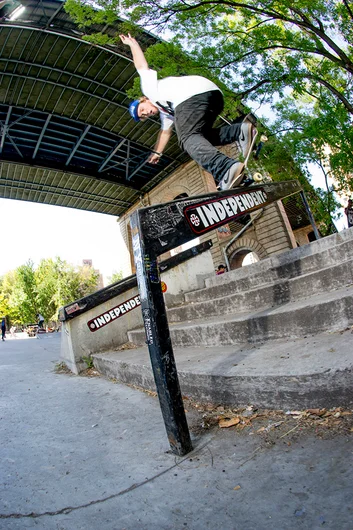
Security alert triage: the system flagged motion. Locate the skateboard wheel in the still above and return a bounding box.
[252,172,263,182]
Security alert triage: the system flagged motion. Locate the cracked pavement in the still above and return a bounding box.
[0,333,352,529]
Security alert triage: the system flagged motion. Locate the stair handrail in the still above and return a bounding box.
[223,209,264,271]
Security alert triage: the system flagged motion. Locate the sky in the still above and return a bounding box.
[0,198,129,285]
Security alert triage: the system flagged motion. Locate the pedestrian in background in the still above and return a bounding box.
[1,318,6,341]
[36,313,45,329]
[344,199,353,228]
[216,264,227,275]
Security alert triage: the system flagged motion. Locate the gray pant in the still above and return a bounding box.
[174,90,242,182]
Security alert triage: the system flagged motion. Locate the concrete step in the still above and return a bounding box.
[93,328,353,409]
[206,228,353,288]
[167,258,353,322]
[186,231,353,304]
[128,284,353,347]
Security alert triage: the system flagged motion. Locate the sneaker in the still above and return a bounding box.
[218,161,244,191]
[238,120,257,158]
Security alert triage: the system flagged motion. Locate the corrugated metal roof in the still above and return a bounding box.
[0,0,189,216]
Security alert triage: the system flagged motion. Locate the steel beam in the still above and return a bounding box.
[0,105,11,153]
[65,125,91,166]
[45,3,63,27]
[0,72,127,114]
[98,138,126,172]
[0,176,133,209]
[0,24,130,63]
[32,113,52,159]
[127,157,149,181]
[125,139,130,179]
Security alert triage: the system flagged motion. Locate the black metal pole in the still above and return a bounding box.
[129,181,302,454]
[300,190,321,240]
[130,211,193,456]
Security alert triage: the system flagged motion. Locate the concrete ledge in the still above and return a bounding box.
[202,228,353,294]
[92,329,353,409]
[128,285,353,347]
[168,258,353,322]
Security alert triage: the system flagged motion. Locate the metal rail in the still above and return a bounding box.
[130,180,302,455]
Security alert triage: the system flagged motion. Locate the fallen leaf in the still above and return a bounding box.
[219,417,241,428]
[306,409,326,416]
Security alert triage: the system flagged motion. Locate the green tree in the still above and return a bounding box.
[107,270,123,284]
[75,263,100,299]
[35,258,100,322]
[65,0,353,188]
[112,0,353,111]
[0,258,100,326]
[4,261,38,324]
[0,276,10,319]
[0,271,16,320]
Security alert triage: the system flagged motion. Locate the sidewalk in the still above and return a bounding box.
[0,334,352,529]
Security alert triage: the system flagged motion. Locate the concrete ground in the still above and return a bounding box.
[0,334,352,530]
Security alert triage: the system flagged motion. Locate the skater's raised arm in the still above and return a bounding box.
[119,34,148,71]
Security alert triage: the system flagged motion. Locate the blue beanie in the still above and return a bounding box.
[129,100,140,122]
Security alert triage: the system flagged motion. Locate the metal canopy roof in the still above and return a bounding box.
[0,0,189,216]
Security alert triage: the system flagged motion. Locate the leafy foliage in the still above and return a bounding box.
[108,270,124,284]
[64,0,353,188]
[0,258,100,325]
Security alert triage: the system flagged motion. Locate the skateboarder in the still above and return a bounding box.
[36,313,45,329]
[120,34,257,190]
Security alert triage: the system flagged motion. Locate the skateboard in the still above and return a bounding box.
[216,114,266,191]
[229,126,263,189]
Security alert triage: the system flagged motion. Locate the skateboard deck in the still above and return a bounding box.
[229,126,259,188]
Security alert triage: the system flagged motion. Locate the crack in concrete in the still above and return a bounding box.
[0,440,211,520]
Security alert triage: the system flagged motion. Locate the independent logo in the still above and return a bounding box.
[183,188,268,235]
[189,213,200,226]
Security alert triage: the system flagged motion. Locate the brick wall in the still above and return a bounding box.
[253,201,297,255]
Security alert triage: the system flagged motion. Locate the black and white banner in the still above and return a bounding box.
[87,294,141,332]
[183,188,268,235]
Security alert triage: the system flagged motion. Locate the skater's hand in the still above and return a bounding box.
[119,34,148,70]
[148,152,162,164]
[119,34,139,47]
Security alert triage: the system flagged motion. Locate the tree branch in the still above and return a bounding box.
[342,0,353,21]
[208,42,350,72]
[144,1,353,74]
[307,75,353,114]
[268,126,305,137]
